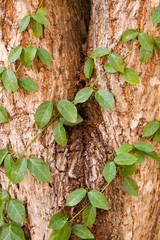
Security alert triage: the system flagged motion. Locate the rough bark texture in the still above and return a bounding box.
[0,0,160,240]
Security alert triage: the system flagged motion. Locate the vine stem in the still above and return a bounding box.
[15,63,22,74]
[0,86,5,93]
[17,113,60,158]
[39,0,44,8]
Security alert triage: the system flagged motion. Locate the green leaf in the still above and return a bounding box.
[35,101,53,129]
[109,53,124,73]
[4,154,14,179]
[121,68,140,84]
[20,48,32,68]
[91,47,110,58]
[0,149,8,165]
[155,38,160,48]
[33,21,43,38]
[37,48,51,66]
[142,120,159,137]
[134,150,145,165]
[37,7,47,16]
[24,46,37,62]
[0,201,5,220]
[53,122,67,146]
[60,114,83,127]
[48,212,68,229]
[104,63,117,73]
[146,151,160,162]
[152,6,160,24]
[0,67,5,75]
[72,224,94,239]
[95,89,114,109]
[28,157,51,182]
[8,46,23,63]
[134,141,154,153]
[103,162,116,183]
[139,47,152,62]
[123,177,138,196]
[138,32,154,52]
[153,129,160,141]
[7,199,26,223]
[66,188,87,206]
[2,69,18,92]
[84,58,94,79]
[57,100,77,123]
[88,190,108,210]
[82,204,96,227]
[121,29,139,42]
[0,222,25,240]
[32,13,49,25]
[0,190,9,201]
[117,143,134,155]
[122,163,136,177]
[49,222,71,240]
[114,153,137,165]
[18,77,37,91]
[11,158,27,184]
[0,106,8,122]
[19,16,31,32]
[74,87,93,105]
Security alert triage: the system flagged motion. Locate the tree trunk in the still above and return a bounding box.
[0,0,160,240]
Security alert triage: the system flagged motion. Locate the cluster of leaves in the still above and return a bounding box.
[0,7,51,123]
[48,121,160,239]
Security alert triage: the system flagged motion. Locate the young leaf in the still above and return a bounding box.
[28,157,51,182]
[66,188,87,206]
[72,224,94,239]
[114,153,137,165]
[37,48,51,66]
[24,46,37,62]
[142,120,159,137]
[8,46,23,63]
[139,47,152,62]
[48,212,68,229]
[146,151,160,162]
[134,150,145,165]
[35,101,53,129]
[19,15,31,32]
[88,190,108,210]
[11,158,27,184]
[123,177,138,196]
[104,63,117,73]
[121,29,139,42]
[20,48,32,68]
[91,47,110,58]
[18,77,37,91]
[95,89,114,109]
[53,122,67,146]
[7,199,26,223]
[0,222,25,240]
[74,87,93,105]
[122,163,136,177]
[134,141,154,153]
[121,68,140,84]
[82,204,96,227]
[103,162,116,183]
[0,190,9,201]
[0,66,5,75]
[2,69,18,92]
[57,100,77,123]
[32,13,49,25]
[138,33,154,52]
[33,21,43,38]
[4,154,14,179]
[60,114,83,127]
[49,222,71,240]
[37,7,47,15]
[152,6,160,24]
[84,58,94,79]
[0,106,8,122]
[109,53,124,73]
[155,38,160,48]
[117,143,134,155]
[153,129,160,141]
[0,149,8,165]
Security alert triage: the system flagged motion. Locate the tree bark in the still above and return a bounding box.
[0,0,160,240]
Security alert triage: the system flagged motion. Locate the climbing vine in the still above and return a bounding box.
[0,2,160,240]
